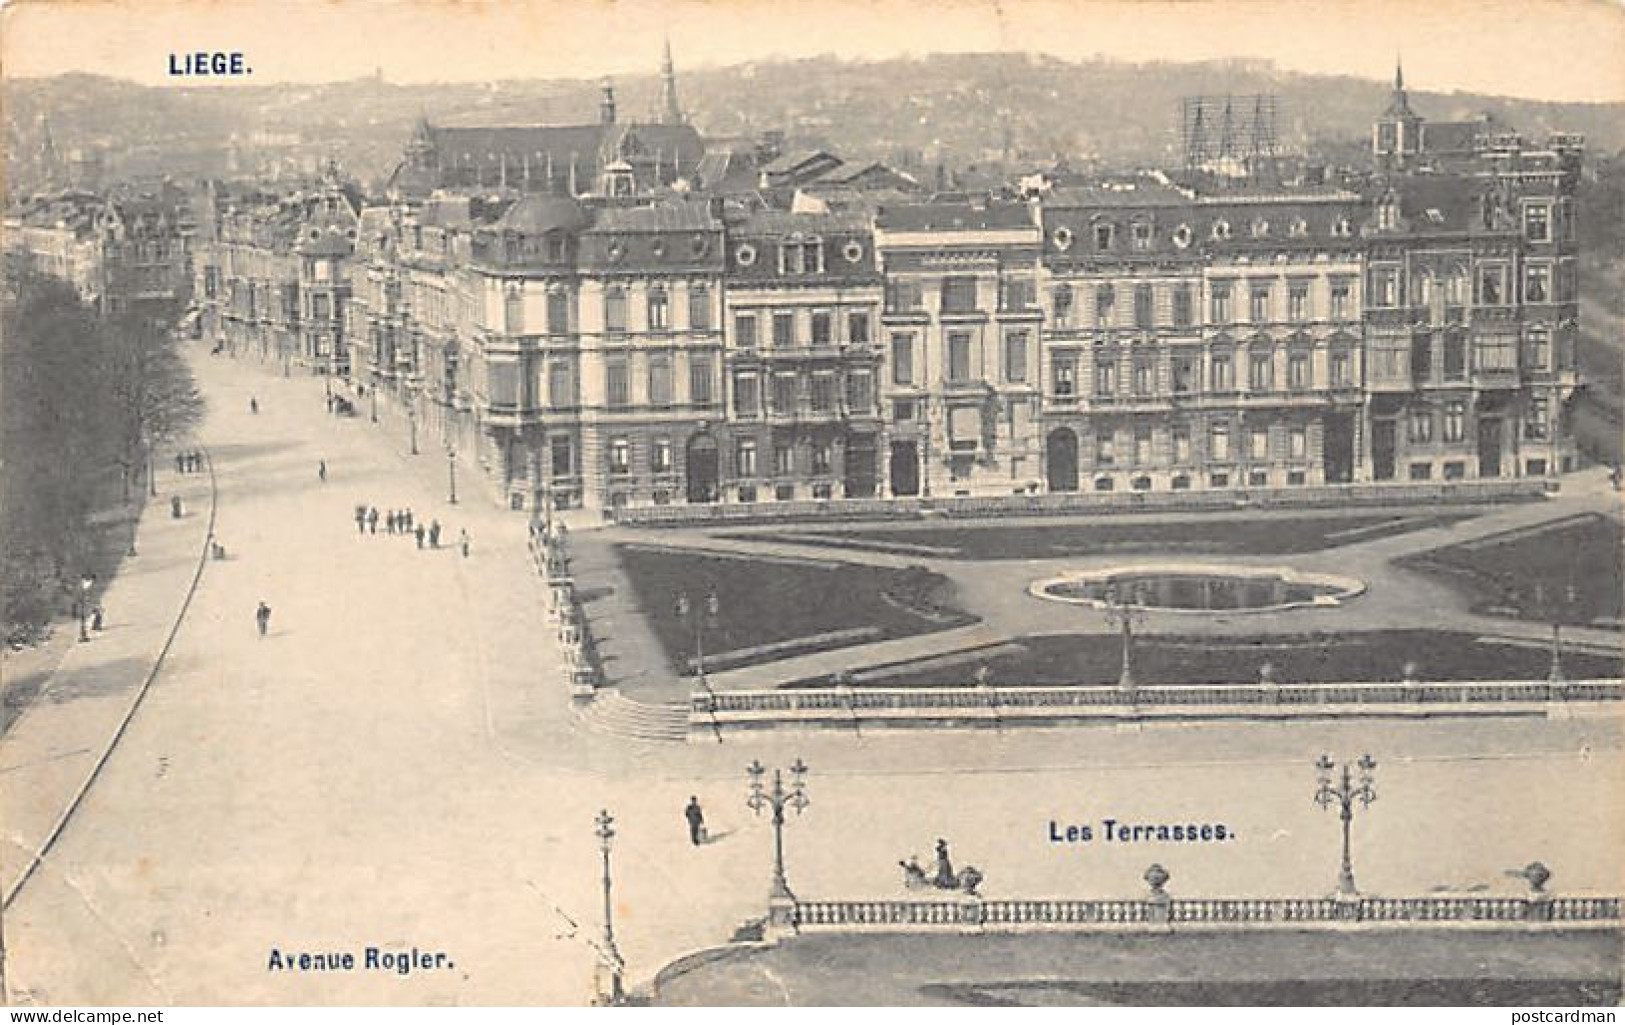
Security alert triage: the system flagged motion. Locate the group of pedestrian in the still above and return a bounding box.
[353,503,470,556]
[175,450,206,474]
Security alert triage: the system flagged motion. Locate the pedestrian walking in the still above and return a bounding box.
[255,601,272,637]
[250,397,259,415]
[459,529,470,558]
[175,452,185,474]
[91,605,105,632]
[355,505,367,534]
[415,524,425,549]
[403,509,414,532]
[318,460,328,483]
[685,797,706,846]
[428,520,441,549]
[386,510,397,534]
[367,506,379,534]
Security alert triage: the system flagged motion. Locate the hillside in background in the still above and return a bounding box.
[7,53,1625,188]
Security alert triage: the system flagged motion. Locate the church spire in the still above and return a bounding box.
[659,37,683,125]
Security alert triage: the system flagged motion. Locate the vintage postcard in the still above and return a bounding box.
[1,0,1621,1010]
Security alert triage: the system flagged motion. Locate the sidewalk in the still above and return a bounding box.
[0,457,215,901]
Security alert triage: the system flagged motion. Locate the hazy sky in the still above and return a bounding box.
[4,0,1624,104]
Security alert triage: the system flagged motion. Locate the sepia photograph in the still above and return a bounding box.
[1,0,1622,1010]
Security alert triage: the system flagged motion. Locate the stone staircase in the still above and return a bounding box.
[576,687,691,743]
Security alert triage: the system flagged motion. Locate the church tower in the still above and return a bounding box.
[1373,59,1424,172]
[659,38,684,125]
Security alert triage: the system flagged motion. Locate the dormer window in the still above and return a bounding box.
[1094,223,1114,251]
[778,237,824,275]
[1131,221,1153,250]
[1289,217,1308,237]
[1250,217,1270,238]
[1211,219,1232,241]
[1332,216,1353,238]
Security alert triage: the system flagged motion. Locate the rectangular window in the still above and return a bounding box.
[1094,359,1117,397]
[1172,285,1194,328]
[1250,284,1271,323]
[648,356,673,406]
[1475,337,1518,371]
[772,373,798,415]
[1095,431,1115,465]
[1172,356,1197,394]
[1289,427,1308,460]
[810,310,833,347]
[647,288,669,330]
[1411,336,1433,382]
[548,361,573,408]
[1526,396,1550,439]
[689,356,715,407]
[810,372,836,413]
[734,373,759,416]
[1210,283,1232,324]
[652,437,673,474]
[1210,422,1231,461]
[891,334,914,385]
[736,438,757,476]
[1524,328,1550,371]
[1133,426,1152,464]
[1053,354,1077,397]
[1095,285,1116,326]
[1525,204,1551,243]
[609,438,631,475]
[1330,281,1351,320]
[1288,283,1309,323]
[947,332,973,382]
[547,290,570,334]
[688,285,711,330]
[1004,331,1029,383]
[847,370,873,414]
[774,442,794,476]
[1210,353,1234,391]
[314,293,331,321]
[1053,285,1074,324]
[1001,278,1035,311]
[1443,400,1466,443]
[1133,285,1154,328]
[604,289,627,333]
[1133,358,1154,396]
[1408,407,1434,443]
[848,310,871,345]
[942,276,978,314]
[1249,353,1273,391]
[886,280,923,312]
[735,313,758,348]
[1444,334,1467,380]
[893,399,916,422]
[1525,264,1550,304]
[1479,266,1505,306]
[1371,267,1399,307]
[1288,353,1309,390]
[605,360,630,408]
[1249,427,1269,460]
[1173,425,1192,463]
[1094,224,1114,252]
[1330,351,1352,387]
[550,435,573,477]
[812,443,832,476]
[772,311,795,347]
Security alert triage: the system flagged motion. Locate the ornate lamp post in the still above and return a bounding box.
[746,758,809,903]
[674,589,720,681]
[592,809,625,1005]
[1532,582,1581,684]
[1314,753,1377,897]
[1103,583,1149,691]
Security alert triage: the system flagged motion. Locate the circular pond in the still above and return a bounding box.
[1029,564,1364,614]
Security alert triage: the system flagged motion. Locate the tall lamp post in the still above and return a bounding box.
[76,572,95,643]
[1103,583,1149,692]
[591,810,625,1005]
[674,589,719,682]
[1314,753,1377,897]
[747,759,809,903]
[447,447,459,505]
[1533,582,1581,685]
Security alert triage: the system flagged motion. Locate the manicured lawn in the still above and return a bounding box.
[785,630,1623,688]
[740,512,1478,561]
[614,544,974,674]
[1398,513,1622,627]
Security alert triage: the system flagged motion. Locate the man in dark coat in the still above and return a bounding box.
[685,797,706,846]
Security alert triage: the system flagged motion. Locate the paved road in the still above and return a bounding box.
[6,349,1621,1006]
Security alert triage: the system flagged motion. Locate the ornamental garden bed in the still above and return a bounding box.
[614,544,975,675]
[782,630,1623,689]
[739,512,1479,561]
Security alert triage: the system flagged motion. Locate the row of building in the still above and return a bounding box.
[10,63,1586,514]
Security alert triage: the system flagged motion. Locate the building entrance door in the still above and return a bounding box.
[1046,428,1079,492]
[1478,417,1503,478]
[845,436,878,498]
[889,440,919,497]
[1371,419,1397,481]
[1323,412,1355,484]
[685,434,719,503]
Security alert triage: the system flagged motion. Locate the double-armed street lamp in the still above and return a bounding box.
[747,759,810,901]
[591,809,625,1005]
[675,589,720,681]
[1314,753,1378,897]
[1103,583,1149,692]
